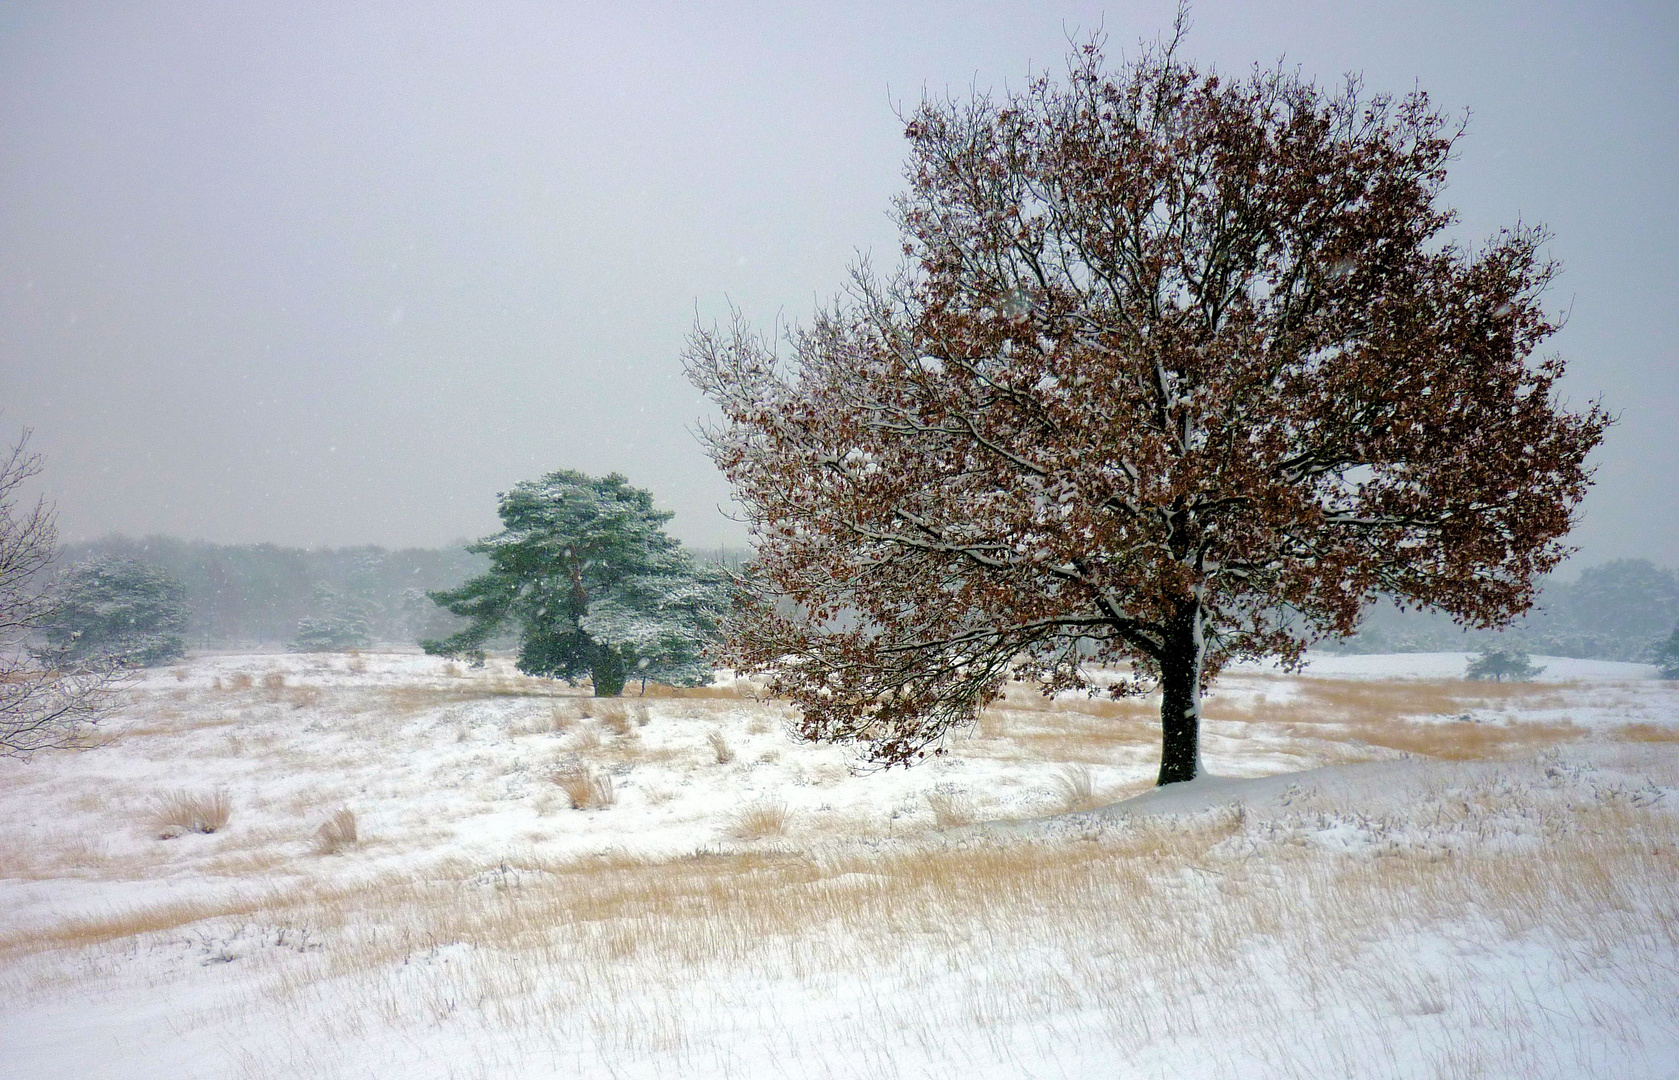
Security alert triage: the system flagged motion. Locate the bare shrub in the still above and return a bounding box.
[726,800,791,840]
[551,765,614,810]
[708,730,734,764]
[314,808,358,854]
[926,788,976,829]
[149,790,231,839]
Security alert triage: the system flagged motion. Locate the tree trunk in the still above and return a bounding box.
[1156,600,1205,786]
[590,646,626,698]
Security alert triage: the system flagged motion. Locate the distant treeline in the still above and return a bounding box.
[52,538,1670,662]
[1324,558,1679,662]
[57,536,752,649]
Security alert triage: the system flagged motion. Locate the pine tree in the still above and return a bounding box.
[40,556,190,669]
[1657,627,1679,680]
[289,584,374,652]
[1465,647,1544,682]
[422,470,729,695]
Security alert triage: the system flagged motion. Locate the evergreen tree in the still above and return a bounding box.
[40,556,190,668]
[422,470,729,695]
[1465,647,1545,682]
[1657,627,1679,680]
[289,584,373,652]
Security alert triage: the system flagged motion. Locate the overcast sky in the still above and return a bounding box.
[2,1,1674,568]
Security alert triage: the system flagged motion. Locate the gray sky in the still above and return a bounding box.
[2,1,1674,567]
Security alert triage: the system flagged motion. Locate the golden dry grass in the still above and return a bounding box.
[1613,722,1679,743]
[551,766,614,810]
[725,800,791,840]
[4,657,1672,1079]
[148,789,232,838]
[314,808,358,855]
[925,788,975,829]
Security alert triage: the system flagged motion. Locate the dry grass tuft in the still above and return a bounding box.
[596,700,631,735]
[726,799,791,840]
[551,765,614,810]
[172,667,189,682]
[926,788,976,829]
[314,808,358,854]
[261,671,286,700]
[149,789,232,839]
[226,671,253,691]
[708,730,735,764]
[1052,763,1108,813]
[630,702,650,727]
[289,685,322,710]
[442,662,462,678]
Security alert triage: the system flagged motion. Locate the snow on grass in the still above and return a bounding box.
[1,650,1676,1079]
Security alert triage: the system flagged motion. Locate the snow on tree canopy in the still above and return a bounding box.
[422,470,731,696]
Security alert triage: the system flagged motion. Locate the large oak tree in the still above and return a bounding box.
[685,39,1607,783]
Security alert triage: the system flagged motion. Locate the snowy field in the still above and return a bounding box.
[2,650,1676,1079]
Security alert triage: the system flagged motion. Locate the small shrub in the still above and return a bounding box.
[150,790,231,839]
[551,765,614,810]
[726,800,791,840]
[314,808,358,854]
[708,730,734,764]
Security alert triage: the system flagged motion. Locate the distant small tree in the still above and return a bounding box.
[0,431,120,757]
[422,470,729,696]
[685,32,1608,781]
[1465,647,1544,682]
[40,556,189,669]
[1657,627,1679,680]
[289,584,373,652]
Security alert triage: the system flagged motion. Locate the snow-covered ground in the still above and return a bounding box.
[2,651,1676,1079]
